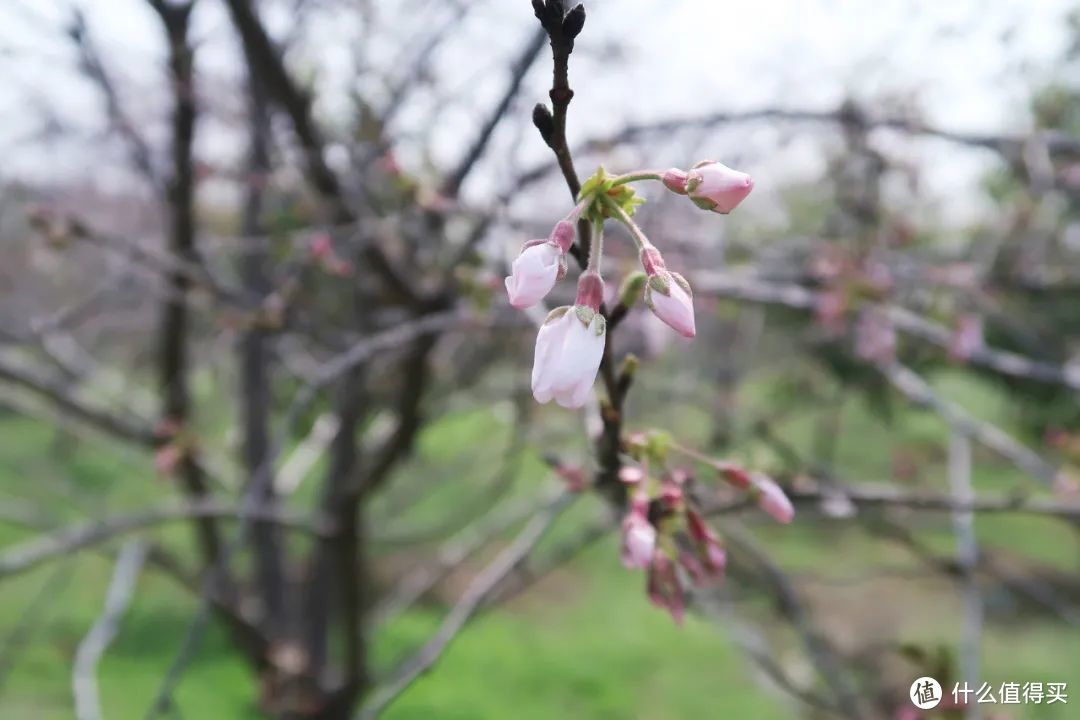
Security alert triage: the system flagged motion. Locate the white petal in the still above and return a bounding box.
[550,314,605,401]
[531,311,572,402]
[506,243,561,308]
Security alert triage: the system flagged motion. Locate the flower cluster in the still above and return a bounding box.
[617,432,794,623]
[503,161,754,408]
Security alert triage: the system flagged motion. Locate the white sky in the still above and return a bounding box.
[0,0,1074,223]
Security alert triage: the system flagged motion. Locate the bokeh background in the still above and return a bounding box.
[1,0,1079,718]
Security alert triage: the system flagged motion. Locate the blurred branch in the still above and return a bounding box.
[221,0,416,302]
[947,432,982,720]
[67,8,160,188]
[780,483,1080,520]
[146,0,230,589]
[73,541,150,720]
[441,27,547,196]
[723,522,868,719]
[357,491,576,720]
[881,361,1059,486]
[0,500,330,582]
[0,354,157,447]
[0,563,73,694]
[580,104,1080,160]
[693,270,1080,390]
[373,486,566,623]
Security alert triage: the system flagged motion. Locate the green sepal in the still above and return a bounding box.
[578,166,647,225]
[592,313,606,337]
[543,306,572,326]
[690,195,717,211]
[617,271,647,309]
[575,305,595,326]
[647,273,672,296]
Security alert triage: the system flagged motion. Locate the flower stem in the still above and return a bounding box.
[609,170,664,187]
[601,194,652,250]
[565,196,590,223]
[587,216,605,273]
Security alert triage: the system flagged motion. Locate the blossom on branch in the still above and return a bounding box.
[504,220,575,309]
[530,273,606,408]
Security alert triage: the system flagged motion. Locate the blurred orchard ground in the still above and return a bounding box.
[0,1,1079,719]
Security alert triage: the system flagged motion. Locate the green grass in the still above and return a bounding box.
[0,364,1077,718]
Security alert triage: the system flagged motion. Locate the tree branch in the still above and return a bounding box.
[356,491,575,720]
[73,541,150,720]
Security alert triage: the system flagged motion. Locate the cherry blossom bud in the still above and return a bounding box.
[504,220,577,308]
[639,247,696,337]
[715,461,752,489]
[647,551,685,625]
[854,308,896,364]
[678,550,709,586]
[686,508,726,579]
[948,314,983,363]
[155,444,182,476]
[659,475,683,509]
[530,277,606,408]
[621,503,656,570]
[618,465,646,485]
[703,540,727,574]
[751,473,795,524]
[645,271,696,338]
[553,462,588,492]
[815,290,848,337]
[504,241,563,309]
[661,168,690,195]
[686,161,754,214]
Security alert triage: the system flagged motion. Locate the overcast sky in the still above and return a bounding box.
[0,0,1074,223]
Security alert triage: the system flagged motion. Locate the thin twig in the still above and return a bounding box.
[356,491,575,720]
[73,541,150,720]
[0,500,330,581]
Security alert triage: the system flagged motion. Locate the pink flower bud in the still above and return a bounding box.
[678,550,709,586]
[704,540,726,574]
[948,314,983,363]
[645,271,696,338]
[155,444,182,476]
[531,303,606,409]
[618,465,646,485]
[504,241,562,309]
[621,506,656,570]
[309,233,333,260]
[716,461,752,489]
[574,271,605,311]
[647,551,685,625]
[553,463,587,492]
[751,473,795,524]
[854,308,896,364]
[686,161,754,214]
[661,168,690,195]
[549,220,576,254]
[659,475,683,509]
[815,290,848,337]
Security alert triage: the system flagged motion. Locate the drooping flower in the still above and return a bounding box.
[530,273,606,408]
[686,161,754,214]
[504,220,575,309]
[621,494,656,570]
[646,273,696,338]
[640,247,696,338]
